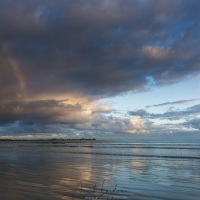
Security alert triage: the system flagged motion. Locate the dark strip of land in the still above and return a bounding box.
[0,138,96,143]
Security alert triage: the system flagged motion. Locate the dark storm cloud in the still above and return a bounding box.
[129,104,200,120]
[146,98,200,108]
[0,99,86,125]
[0,0,200,99]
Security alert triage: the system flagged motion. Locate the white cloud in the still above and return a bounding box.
[75,115,150,134]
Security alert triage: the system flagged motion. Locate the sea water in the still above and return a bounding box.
[0,139,200,200]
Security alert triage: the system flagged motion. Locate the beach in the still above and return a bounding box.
[0,140,200,200]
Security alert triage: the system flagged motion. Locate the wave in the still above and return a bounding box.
[62,143,200,150]
[61,151,200,159]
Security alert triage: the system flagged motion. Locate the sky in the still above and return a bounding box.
[0,0,200,139]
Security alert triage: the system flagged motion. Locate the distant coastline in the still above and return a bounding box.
[0,138,96,143]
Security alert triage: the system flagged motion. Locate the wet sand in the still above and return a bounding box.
[0,141,200,200]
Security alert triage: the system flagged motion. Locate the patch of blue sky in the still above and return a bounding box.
[151,118,185,125]
[101,75,200,116]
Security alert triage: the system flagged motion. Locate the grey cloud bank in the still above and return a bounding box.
[129,104,200,133]
[129,104,200,120]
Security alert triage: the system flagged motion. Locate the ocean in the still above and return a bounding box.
[0,139,200,200]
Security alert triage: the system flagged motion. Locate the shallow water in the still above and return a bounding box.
[0,140,200,200]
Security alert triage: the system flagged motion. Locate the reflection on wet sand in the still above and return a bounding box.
[0,151,131,199]
[132,160,148,174]
[0,142,200,200]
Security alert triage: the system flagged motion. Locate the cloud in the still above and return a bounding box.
[0,0,200,100]
[128,109,148,117]
[143,46,170,60]
[1,0,200,136]
[146,98,200,108]
[0,99,89,125]
[75,115,150,134]
[182,118,200,130]
[129,104,200,121]
[0,99,150,135]
[128,104,200,134]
